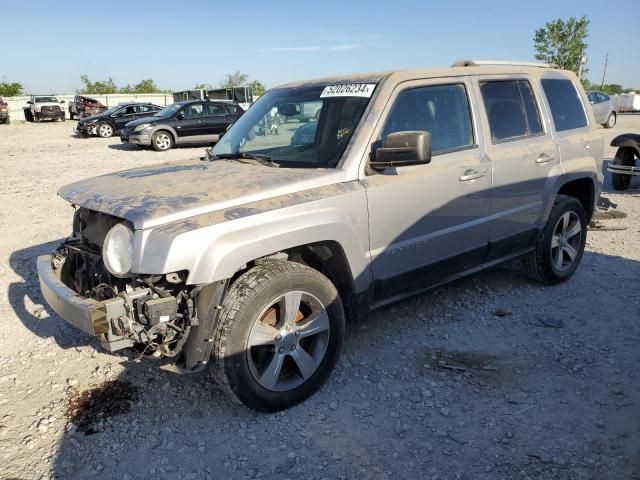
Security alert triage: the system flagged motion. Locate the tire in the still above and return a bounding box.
[603,112,616,129]
[611,147,634,191]
[5,118,9,125]
[96,122,113,138]
[523,195,587,285]
[209,261,345,412]
[151,130,174,151]
[69,111,74,120]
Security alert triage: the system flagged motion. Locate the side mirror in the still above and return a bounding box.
[371,131,432,170]
[176,112,185,120]
[60,100,66,104]
[277,103,301,117]
[27,101,33,105]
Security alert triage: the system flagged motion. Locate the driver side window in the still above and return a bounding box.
[182,103,203,118]
[382,84,474,154]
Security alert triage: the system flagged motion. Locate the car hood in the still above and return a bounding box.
[125,116,165,128]
[79,113,106,124]
[58,159,343,230]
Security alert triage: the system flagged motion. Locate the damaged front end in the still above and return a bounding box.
[37,208,224,372]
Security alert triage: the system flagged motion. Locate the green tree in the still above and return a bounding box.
[0,81,24,96]
[132,78,162,93]
[534,16,590,76]
[251,79,266,97]
[78,75,118,94]
[600,84,623,95]
[194,83,214,90]
[220,71,249,88]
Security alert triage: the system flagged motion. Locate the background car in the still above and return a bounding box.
[76,103,162,138]
[121,100,244,151]
[0,97,9,124]
[26,95,66,122]
[587,91,617,128]
[69,95,107,119]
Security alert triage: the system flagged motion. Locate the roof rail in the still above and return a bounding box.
[452,59,559,69]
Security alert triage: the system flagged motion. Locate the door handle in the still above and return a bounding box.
[535,153,554,164]
[458,169,485,182]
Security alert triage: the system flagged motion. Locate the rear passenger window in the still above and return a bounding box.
[480,80,543,142]
[541,79,587,132]
[382,84,474,154]
[205,103,225,116]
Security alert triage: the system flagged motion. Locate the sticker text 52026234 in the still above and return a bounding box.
[320,84,376,98]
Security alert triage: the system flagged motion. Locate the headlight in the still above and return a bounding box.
[133,123,150,133]
[85,118,98,125]
[102,223,134,276]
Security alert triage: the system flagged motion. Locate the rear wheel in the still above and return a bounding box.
[151,130,174,151]
[611,147,634,191]
[523,195,587,284]
[603,112,616,129]
[69,111,75,120]
[209,261,345,411]
[97,122,113,138]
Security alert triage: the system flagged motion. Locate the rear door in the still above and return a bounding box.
[202,102,230,139]
[472,76,558,257]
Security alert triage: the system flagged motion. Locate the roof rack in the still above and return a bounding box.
[452,59,559,69]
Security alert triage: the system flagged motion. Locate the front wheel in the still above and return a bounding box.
[523,195,587,285]
[151,130,174,151]
[209,261,345,411]
[97,122,114,138]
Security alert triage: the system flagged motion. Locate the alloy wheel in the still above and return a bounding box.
[551,211,582,271]
[155,133,171,150]
[246,291,330,392]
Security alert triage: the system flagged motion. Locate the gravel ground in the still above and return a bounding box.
[0,117,639,480]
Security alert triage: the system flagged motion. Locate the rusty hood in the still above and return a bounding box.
[58,158,344,229]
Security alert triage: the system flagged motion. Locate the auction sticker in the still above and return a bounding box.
[320,84,376,98]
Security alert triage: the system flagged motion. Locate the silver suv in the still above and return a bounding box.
[38,60,603,411]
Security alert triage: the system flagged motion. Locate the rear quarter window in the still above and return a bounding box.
[541,79,587,132]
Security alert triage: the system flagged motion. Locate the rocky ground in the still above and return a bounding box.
[0,117,639,480]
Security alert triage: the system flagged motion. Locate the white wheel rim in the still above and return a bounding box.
[608,115,615,127]
[551,211,582,272]
[155,133,171,150]
[99,124,112,137]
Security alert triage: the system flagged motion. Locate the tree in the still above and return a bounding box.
[194,83,214,90]
[600,84,623,95]
[220,71,249,88]
[78,74,119,94]
[133,78,162,93]
[534,16,590,76]
[251,80,266,97]
[0,81,24,96]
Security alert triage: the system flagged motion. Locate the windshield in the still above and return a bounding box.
[35,96,59,103]
[154,103,184,118]
[100,105,121,116]
[212,83,376,168]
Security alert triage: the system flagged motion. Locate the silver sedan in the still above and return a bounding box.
[588,91,617,128]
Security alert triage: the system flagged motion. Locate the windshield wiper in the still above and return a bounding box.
[212,152,280,168]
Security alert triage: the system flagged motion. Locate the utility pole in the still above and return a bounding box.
[600,53,609,89]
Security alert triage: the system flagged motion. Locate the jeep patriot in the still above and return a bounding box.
[38,60,604,411]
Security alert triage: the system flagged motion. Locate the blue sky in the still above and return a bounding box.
[1,0,638,93]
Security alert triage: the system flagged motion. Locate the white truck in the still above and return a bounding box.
[26,95,66,122]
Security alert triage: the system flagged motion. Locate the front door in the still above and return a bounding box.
[114,105,138,131]
[175,102,204,138]
[472,77,558,257]
[362,79,492,303]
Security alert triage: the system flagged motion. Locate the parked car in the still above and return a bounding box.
[27,95,66,122]
[0,97,9,124]
[120,100,244,151]
[69,95,107,120]
[587,91,616,128]
[75,103,162,138]
[38,60,603,411]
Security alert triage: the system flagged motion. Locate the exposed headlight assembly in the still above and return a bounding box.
[133,123,151,133]
[102,223,134,276]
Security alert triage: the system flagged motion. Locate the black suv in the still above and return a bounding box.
[121,100,244,151]
[76,103,162,138]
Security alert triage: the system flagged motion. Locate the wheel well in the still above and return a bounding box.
[557,178,595,221]
[232,241,358,322]
[154,129,175,141]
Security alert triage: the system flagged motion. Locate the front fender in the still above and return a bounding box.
[134,182,371,292]
[610,134,640,157]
